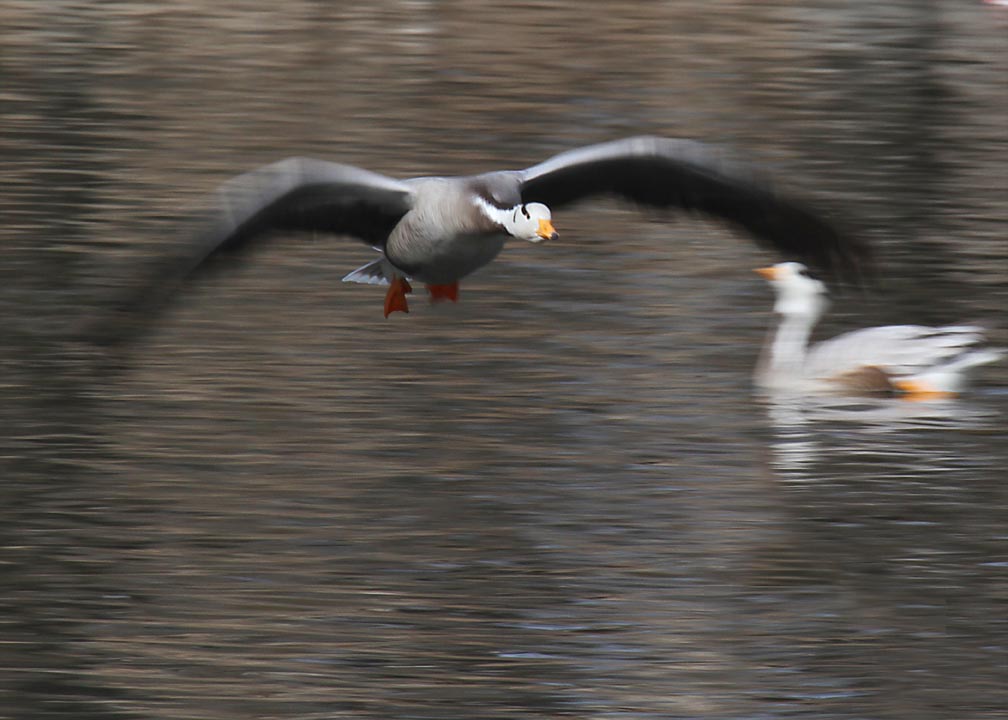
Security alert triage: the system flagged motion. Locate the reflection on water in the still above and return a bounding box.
[2,2,1007,718]
[763,392,1002,475]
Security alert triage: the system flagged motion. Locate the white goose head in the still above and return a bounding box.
[475,197,558,243]
[756,261,829,322]
[508,202,557,243]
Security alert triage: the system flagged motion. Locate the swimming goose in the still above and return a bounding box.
[755,262,1004,397]
[104,136,869,334]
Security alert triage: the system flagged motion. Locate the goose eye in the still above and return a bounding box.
[521,205,530,219]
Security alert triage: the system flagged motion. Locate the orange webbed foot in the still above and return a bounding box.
[384,277,413,318]
[892,378,957,402]
[426,282,459,303]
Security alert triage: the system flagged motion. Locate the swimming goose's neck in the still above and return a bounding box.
[760,311,816,382]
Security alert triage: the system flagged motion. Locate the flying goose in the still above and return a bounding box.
[755,262,1004,397]
[100,137,869,338]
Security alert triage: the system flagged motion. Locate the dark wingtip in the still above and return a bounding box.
[772,196,875,286]
[822,219,876,288]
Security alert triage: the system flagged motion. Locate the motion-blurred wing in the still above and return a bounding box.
[92,158,413,344]
[518,136,870,280]
[203,157,413,261]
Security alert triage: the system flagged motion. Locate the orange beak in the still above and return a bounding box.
[754,266,780,281]
[536,218,558,242]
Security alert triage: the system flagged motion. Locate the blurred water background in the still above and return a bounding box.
[1,2,1006,718]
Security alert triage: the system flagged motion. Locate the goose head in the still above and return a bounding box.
[756,261,829,321]
[475,195,558,243]
[506,202,557,243]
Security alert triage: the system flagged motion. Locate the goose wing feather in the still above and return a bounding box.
[518,136,869,279]
[92,159,413,344]
[206,157,413,257]
[805,325,987,379]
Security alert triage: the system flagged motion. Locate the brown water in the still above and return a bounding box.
[2,2,1007,718]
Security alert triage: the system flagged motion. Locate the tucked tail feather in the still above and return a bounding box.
[342,257,397,286]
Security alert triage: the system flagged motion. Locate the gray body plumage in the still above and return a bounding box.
[386,175,519,283]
